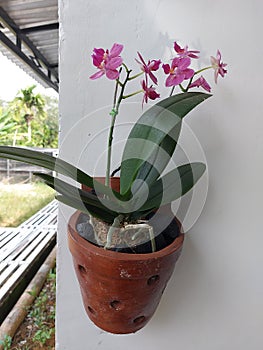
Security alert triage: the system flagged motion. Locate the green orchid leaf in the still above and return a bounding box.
[138,162,206,211]
[120,92,211,196]
[0,146,123,200]
[34,172,119,218]
[56,195,116,223]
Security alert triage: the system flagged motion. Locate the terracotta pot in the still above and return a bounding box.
[68,211,184,334]
[82,176,120,193]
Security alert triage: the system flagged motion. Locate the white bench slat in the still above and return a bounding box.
[19,200,58,228]
[0,263,30,301]
[0,228,15,241]
[0,227,15,247]
[0,230,21,250]
[0,261,8,275]
[0,200,58,312]
[21,231,55,266]
[16,229,54,262]
[27,211,57,227]
[0,230,37,262]
[0,262,19,288]
[0,232,55,301]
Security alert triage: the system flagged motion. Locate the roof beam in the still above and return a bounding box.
[21,23,59,34]
[0,31,58,91]
[0,7,59,92]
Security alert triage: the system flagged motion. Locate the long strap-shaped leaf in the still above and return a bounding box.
[56,195,115,223]
[120,92,211,196]
[138,162,206,211]
[0,146,123,200]
[35,172,118,222]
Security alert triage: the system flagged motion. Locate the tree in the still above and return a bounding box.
[0,112,17,143]
[41,95,59,148]
[10,85,45,142]
[4,87,58,147]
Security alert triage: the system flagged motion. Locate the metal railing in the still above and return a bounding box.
[0,148,58,183]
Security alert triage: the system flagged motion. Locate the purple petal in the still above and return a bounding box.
[171,57,180,69]
[174,41,184,54]
[162,63,171,74]
[89,70,105,80]
[216,50,221,61]
[202,80,211,92]
[165,73,184,87]
[178,57,191,70]
[214,69,219,83]
[219,66,227,78]
[188,51,200,59]
[148,71,158,85]
[106,69,119,80]
[148,88,160,100]
[106,57,123,70]
[149,59,161,71]
[141,79,147,91]
[183,68,195,79]
[137,52,147,66]
[210,56,217,66]
[93,48,105,55]
[109,43,123,57]
[190,76,211,92]
[92,54,103,67]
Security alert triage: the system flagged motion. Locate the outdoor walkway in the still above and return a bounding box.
[0,200,58,324]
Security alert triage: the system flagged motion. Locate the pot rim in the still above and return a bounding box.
[68,210,184,261]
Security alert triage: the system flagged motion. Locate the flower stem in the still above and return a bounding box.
[179,84,187,92]
[169,86,175,96]
[128,71,144,80]
[105,68,131,186]
[194,65,213,75]
[123,90,143,99]
[105,109,118,187]
[184,76,194,92]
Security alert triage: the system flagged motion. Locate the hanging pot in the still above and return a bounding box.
[67,177,184,334]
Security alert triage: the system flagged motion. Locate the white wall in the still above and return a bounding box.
[57,1,263,349]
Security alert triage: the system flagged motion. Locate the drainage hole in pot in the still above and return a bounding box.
[78,264,87,274]
[147,275,160,285]
[110,300,121,310]
[88,306,95,314]
[133,316,145,325]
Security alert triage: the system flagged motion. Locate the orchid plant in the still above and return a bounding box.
[89,42,227,188]
[0,41,227,251]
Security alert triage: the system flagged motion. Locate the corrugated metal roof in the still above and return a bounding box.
[0,0,59,91]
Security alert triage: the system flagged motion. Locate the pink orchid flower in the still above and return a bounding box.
[189,76,211,92]
[141,80,160,105]
[136,52,161,85]
[210,50,227,83]
[162,57,194,87]
[90,43,123,80]
[174,42,200,59]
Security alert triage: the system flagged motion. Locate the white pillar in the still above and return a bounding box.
[57,1,263,349]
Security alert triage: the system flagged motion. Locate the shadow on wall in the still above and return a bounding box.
[151,236,219,329]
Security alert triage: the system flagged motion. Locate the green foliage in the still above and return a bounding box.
[0,92,211,252]
[37,95,59,148]
[33,328,54,345]
[1,86,58,147]
[0,92,209,246]
[0,112,17,141]
[27,287,38,298]
[0,335,12,350]
[120,92,210,196]
[28,268,56,347]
